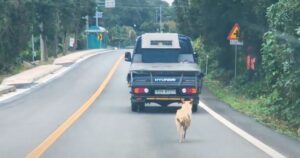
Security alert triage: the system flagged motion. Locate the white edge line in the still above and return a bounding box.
[199,101,286,158]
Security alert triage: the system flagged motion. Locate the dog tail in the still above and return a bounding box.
[176,118,185,126]
[177,116,191,127]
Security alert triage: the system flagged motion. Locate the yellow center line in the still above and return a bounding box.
[26,55,124,158]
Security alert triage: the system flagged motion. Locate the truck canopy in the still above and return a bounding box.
[134,34,194,54]
[141,33,180,49]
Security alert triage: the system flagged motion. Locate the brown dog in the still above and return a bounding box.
[175,99,193,143]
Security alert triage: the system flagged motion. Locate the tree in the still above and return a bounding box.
[0,0,32,72]
[174,0,275,80]
[0,0,96,71]
[102,0,173,35]
[261,0,300,127]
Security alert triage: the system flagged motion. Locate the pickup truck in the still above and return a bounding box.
[125,33,204,112]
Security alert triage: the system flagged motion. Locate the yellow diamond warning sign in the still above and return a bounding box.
[227,23,240,40]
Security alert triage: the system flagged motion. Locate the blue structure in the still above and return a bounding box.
[86,26,108,49]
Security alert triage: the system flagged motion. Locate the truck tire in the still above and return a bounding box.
[138,103,145,112]
[131,103,138,112]
[131,103,145,112]
[192,103,198,112]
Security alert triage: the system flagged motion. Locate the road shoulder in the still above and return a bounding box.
[200,87,300,158]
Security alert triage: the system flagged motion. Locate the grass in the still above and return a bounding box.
[204,77,300,140]
[0,75,8,83]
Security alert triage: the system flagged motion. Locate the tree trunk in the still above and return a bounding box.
[63,32,69,55]
[40,33,45,62]
[44,36,48,61]
[54,34,58,57]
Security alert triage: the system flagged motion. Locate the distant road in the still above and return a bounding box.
[0,50,299,158]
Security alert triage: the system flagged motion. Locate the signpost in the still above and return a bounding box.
[69,37,75,47]
[94,11,103,27]
[227,23,243,80]
[230,40,243,45]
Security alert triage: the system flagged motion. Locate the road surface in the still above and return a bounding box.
[0,50,299,158]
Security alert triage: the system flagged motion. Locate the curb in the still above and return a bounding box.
[0,49,110,96]
[2,65,62,86]
[53,49,101,66]
[0,85,16,96]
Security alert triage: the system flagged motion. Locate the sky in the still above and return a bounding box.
[163,0,174,5]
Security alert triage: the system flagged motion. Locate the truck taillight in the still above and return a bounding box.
[182,88,197,94]
[133,87,149,94]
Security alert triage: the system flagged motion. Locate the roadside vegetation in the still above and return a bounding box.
[174,0,300,138]
[101,0,176,48]
[0,0,96,75]
[0,0,176,76]
[205,75,299,139]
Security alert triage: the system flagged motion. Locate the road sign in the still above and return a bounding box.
[227,23,240,40]
[105,0,115,8]
[95,11,103,18]
[98,33,103,41]
[69,37,75,47]
[230,40,243,46]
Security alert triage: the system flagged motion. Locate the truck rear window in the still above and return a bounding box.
[150,40,173,46]
[132,49,194,63]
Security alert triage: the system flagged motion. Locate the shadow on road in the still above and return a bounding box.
[139,104,205,115]
[141,106,180,114]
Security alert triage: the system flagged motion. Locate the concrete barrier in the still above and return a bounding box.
[2,65,62,86]
[0,85,16,96]
[53,49,101,65]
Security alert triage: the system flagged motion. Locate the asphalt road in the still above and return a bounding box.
[0,50,299,158]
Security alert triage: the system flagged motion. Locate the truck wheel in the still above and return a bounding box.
[131,103,145,112]
[131,103,138,112]
[192,103,198,112]
[138,103,145,112]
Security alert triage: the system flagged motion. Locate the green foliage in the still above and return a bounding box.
[177,0,300,131]
[205,76,299,138]
[0,0,177,71]
[174,0,275,72]
[0,0,96,73]
[102,0,176,36]
[108,25,136,47]
[261,0,300,128]
[0,1,32,72]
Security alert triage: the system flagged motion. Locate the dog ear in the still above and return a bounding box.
[189,99,194,104]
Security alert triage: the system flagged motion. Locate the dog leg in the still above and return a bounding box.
[180,126,185,143]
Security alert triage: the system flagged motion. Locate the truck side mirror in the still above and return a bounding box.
[125,52,132,62]
[199,72,205,78]
[193,52,199,63]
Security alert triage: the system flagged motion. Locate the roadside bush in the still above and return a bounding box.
[261,0,300,128]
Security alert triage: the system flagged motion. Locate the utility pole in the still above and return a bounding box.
[82,15,89,49]
[234,44,237,80]
[159,6,162,33]
[39,22,45,62]
[155,9,157,23]
[95,6,99,27]
[86,16,89,48]
[206,55,209,75]
[31,34,35,62]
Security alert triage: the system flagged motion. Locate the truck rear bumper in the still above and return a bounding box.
[131,95,199,104]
